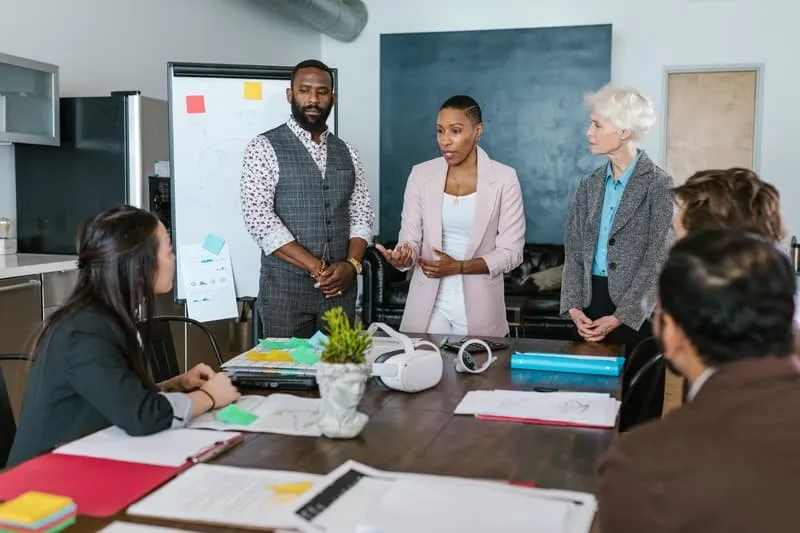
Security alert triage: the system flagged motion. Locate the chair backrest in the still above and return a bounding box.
[0,354,29,468]
[139,316,224,383]
[619,337,666,431]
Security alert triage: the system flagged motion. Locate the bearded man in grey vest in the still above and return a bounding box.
[240,59,374,337]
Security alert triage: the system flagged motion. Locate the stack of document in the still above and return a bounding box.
[290,460,597,533]
[511,352,625,376]
[454,389,620,428]
[0,491,76,533]
[223,334,425,380]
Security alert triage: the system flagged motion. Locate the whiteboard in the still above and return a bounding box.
[167,63,337,301]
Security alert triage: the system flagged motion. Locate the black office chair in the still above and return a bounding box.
[619,336,666,432]
[139,316,224,383]
[0,354,29,468]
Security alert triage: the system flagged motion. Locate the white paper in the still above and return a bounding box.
[53,427,241,467]
[179,242,238,323]
[454,389,620,428]
[360,477,570,533]
[189,394,322,436]
[289,460,597,533]
[127,464,322,530]
[99,523,199,533]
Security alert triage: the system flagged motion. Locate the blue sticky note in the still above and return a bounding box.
[202,234,225,255]
[308,330,329,351]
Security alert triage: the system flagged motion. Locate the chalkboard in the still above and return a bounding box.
[379,24,612,243]
[167,62,337,300]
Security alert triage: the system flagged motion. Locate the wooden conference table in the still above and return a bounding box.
[74,336,623,532]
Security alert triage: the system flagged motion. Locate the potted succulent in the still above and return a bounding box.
[317,307,373,439]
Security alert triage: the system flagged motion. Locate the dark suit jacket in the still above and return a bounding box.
[8,307,174,467]
[597,356,800,533]
[560,152,674,330]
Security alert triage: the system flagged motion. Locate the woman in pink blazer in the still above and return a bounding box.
[377,95,526,337]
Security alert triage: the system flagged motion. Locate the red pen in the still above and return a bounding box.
[186,434,245,465]
[509,480,538,488]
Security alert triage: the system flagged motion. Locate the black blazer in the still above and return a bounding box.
[7,307,173,467]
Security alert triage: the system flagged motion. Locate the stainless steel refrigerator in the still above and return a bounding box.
[13,91,169,254]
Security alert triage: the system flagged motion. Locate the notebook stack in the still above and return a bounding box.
[0,492,76,533]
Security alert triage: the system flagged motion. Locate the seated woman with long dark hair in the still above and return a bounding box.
[8,206,239,466]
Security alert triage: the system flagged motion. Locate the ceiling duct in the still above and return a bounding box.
[271,0,368,43]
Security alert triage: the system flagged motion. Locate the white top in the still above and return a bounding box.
[0,254,78,280]
[438,193,476,297]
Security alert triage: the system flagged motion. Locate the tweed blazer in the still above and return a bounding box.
[559,152,674,330]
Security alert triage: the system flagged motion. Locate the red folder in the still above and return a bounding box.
[475,413,612,429]
[0,453,180,517]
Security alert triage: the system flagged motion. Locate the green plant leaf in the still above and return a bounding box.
[320,307,372,364]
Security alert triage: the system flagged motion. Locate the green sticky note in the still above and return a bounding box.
[290,346,321,365]
[258,337,312,350]
[215,404,258,425]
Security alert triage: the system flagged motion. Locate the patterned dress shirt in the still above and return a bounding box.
[240,116,374,255]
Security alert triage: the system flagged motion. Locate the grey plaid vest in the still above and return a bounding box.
[260,124,355,275]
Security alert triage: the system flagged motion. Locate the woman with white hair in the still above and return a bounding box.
[560,84,674,364]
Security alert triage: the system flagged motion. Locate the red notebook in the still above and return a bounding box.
[0,453,180,517]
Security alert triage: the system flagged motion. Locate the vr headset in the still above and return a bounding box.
[367,322,443,393]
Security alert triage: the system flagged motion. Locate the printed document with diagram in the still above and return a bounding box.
[288,460,597,533]
[127,464,323,531]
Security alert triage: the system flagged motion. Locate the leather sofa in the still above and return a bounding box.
[361,243,576,339]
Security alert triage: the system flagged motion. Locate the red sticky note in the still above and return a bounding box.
[186,95,206,114]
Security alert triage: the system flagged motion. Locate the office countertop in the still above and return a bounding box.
[0,254,78,280]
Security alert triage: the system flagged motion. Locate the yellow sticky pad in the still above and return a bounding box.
[245,350,293,362]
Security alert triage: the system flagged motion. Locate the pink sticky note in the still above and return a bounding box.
[186,95,206,114]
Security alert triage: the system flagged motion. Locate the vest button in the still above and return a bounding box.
[326,220,331,225]
[325,202,330,208]
[609,262,617,270]
[608,238,616,246]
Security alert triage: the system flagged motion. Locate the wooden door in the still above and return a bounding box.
[662,69,759,415]
[665,70,758,185]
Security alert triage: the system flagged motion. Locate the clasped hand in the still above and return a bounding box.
[315,261,355,298]
[175,363,239,407]
[569,309,621,343]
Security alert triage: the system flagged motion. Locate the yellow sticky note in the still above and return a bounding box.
[270,481,313,495]
[0,491,75,524]
[244,81,263,100]
[245,349,293,363]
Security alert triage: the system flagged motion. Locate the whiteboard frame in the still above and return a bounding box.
[166,61,339,303]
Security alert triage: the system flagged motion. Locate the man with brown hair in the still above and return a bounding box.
[671,167,784,243]
[596,230,800,533]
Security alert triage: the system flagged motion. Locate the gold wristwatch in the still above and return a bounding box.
[346,257,363,274]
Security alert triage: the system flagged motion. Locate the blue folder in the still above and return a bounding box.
[510,352,625,376]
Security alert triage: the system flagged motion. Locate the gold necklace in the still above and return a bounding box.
[450,176,461,205]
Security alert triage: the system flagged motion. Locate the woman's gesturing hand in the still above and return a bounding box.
[376,242,414,269]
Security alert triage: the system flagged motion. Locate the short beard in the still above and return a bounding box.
[291,97,332,134]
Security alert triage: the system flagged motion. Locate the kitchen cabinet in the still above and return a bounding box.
[42,269,78,319]
[0,52,59,146]
[0,274,43,419]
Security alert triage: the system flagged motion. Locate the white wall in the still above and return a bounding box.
[0,0,321,239]
[322,0,800,242]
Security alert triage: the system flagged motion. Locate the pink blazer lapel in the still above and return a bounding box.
[425,158,448,252]
[465,146,499,259]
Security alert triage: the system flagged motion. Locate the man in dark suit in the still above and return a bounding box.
[596,229,800,533]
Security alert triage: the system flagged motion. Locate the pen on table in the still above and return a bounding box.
[533,387,559,393]
[187,434,245,464]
